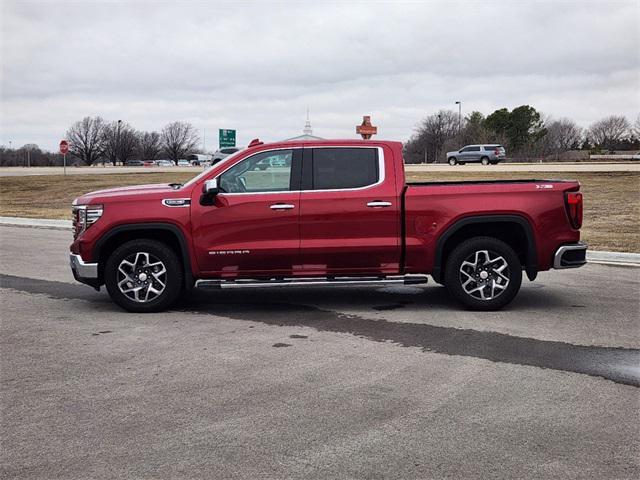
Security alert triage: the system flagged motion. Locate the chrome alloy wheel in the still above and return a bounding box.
[459,249,510,301]
[117,252,167,303]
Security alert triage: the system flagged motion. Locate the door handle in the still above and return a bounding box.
[270,203,295,210]
[367,201,392,208]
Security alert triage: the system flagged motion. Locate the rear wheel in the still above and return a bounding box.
[105,239,183,313]
[481,156,490,165]
[448,157,457,165]
[444,236,522,311]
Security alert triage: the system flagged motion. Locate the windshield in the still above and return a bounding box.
[182,149,245,189]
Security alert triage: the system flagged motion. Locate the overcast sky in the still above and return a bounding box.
[1,0,639,151]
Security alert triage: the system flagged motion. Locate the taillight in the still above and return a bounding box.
[565,192,583,229]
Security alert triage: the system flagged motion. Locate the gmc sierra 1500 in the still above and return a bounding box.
[70,139,586,312]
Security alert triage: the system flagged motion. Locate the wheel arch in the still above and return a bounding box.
[94,223,194,289]
[432,215,538,283]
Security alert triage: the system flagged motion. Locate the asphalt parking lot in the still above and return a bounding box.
[1,225,639,479]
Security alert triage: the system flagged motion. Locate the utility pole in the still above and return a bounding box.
[203,128,206,152]
[455,101,462,134]
[116,119,122,165]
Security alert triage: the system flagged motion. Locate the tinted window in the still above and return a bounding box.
[483,145,499,151]
[468,146,481,151]
[312,148,379,190]
[219,150,292,193]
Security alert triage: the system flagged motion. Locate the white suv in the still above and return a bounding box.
[446,145,506,165]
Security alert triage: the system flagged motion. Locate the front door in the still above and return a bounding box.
[297,146,401,276]
[191,149,301,277]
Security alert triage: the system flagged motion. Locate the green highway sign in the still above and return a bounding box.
[219,129,236,148]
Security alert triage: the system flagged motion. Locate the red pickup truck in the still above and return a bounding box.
[70,139,586,312]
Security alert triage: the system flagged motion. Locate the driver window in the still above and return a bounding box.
[219,150,293,193]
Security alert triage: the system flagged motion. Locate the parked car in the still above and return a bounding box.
[446,145,506,165]
[212,147,242,164]
[187,154,213,166]
[177,159,191,167]
[155,159,174,167]
[254,154,289,170]
[70,138,586,313]
[125,160,145,167]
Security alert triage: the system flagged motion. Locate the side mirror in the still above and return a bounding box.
[203,178,219,195]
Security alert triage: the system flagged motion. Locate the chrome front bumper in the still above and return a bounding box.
[553,243,588,269]
[70,253,98,279]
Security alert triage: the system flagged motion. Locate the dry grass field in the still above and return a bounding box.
[1,170,638,252]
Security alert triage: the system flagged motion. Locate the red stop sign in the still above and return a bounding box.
[59,140,69,155]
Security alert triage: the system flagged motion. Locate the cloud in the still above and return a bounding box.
[1,0,639,150]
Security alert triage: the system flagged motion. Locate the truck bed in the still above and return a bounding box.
[407,178,576,186]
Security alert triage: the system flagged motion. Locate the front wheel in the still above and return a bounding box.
[481,157,490,165]
[444,236,522,311]
[448,157,457,165]
[104,239,183,312]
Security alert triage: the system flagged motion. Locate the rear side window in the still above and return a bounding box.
[468,146,481,151]
[311,148,379,190]
[484,145,498,151]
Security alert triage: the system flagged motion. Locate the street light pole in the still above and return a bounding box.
[455,101,462,134]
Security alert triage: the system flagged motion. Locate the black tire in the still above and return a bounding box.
[444,236,522,311]
[104,239,183,313]
[448,157,457,165]
[481,156,490,165]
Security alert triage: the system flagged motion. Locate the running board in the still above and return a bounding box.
[195,274,428,290]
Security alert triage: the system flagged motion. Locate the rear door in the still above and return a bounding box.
[297,146,401,275]
[467,146,482,161]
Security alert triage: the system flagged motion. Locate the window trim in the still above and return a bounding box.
[215,146,385,196]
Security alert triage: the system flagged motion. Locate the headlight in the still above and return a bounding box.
[72,204,103,238]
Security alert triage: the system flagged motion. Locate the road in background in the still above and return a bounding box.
[1,162,639,176]
[1,225,639,479]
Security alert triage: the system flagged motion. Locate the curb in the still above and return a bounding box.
[0,216,72,230]
[1,216,639,267]
[586,250,640,266]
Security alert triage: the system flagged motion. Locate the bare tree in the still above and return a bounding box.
[587,115,630,150]
[66,116,105,165]
[542,118,583,155]
[137,131,162,161]
[101,121,139,165]
[632,114,640,139]
[161,121,200,163]
[405,110,459,163]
